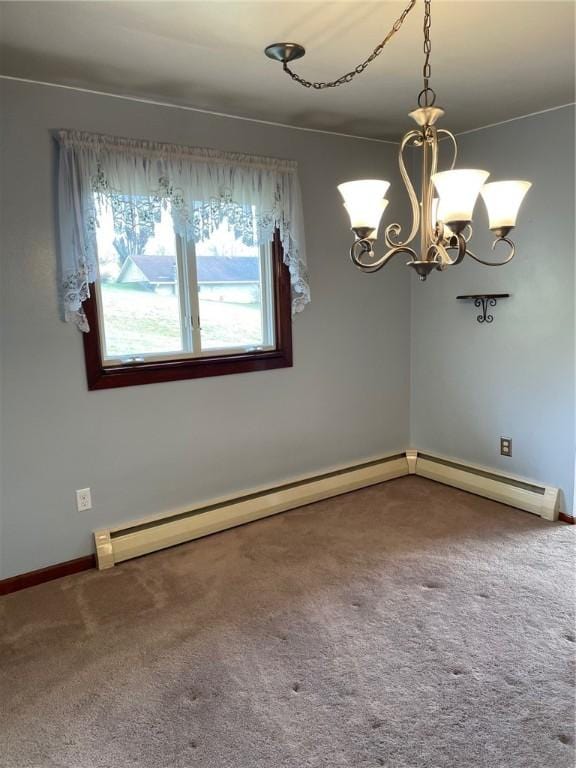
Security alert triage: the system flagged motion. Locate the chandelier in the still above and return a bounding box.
[265,0,531,280]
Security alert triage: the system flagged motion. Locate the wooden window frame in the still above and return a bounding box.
[82,231,292,390]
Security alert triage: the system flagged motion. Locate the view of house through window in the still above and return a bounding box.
[94,196,275,363]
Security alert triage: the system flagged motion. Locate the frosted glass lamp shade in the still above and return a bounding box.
[431,197,439,226]
[431,197,454,234]
[343,199,389,234]
[338,179,390,233]
[481,180,532,230]
[431,169,490,224]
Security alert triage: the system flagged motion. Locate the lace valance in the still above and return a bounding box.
[56,130,310,331]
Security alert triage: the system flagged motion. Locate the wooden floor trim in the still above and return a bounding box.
[0,555,96,596]
[558,512,575,525]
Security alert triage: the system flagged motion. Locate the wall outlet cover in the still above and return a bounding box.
[76,488,92,512]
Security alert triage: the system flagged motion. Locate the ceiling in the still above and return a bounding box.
[0,1,574,140]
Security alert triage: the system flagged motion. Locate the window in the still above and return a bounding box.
[82,195,292,389]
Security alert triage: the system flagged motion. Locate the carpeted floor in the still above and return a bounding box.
[0,476,574,768]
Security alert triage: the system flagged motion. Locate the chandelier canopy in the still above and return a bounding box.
[265,0,531,280]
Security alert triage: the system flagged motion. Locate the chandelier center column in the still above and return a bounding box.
[421,129,433,260]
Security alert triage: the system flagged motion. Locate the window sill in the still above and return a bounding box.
[85,347,292,390]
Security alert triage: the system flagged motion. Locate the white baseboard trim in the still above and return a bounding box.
[94,449,560,569]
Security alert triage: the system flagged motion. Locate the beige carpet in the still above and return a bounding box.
[0,476,574,768]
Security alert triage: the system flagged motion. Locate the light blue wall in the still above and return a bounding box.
[1,81,573,580]
[410,106,575,513]
[0,80,411,578]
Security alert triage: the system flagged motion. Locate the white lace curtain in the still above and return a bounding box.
[57,130,310,331]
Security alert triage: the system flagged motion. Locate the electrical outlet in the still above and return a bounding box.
[76,488,92,512]
[500,438,512,457]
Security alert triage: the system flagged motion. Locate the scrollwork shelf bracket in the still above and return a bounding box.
[456,293,510,324]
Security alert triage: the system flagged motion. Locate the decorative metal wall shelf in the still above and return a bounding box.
[457,294,510,324]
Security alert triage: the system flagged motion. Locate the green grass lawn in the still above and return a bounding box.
[100,283,263,357]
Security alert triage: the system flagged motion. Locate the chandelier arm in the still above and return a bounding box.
[433,242,454,270]
[432,235,466,270]
[447,233,468,265]
[465,236,516,266]
[349,238,372,269]
[384,130,422,249]
[436,128,458,171]
[350,240,417,273]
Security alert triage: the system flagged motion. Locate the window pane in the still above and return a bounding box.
[196,221,272,351]
[95,197,185,358]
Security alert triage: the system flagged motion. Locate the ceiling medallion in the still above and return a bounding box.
[265,0,531,280]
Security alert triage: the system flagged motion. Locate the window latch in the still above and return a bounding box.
[120,357,145,366]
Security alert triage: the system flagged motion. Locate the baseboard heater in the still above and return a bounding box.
[94,453,409,569]
[407,450,559,522]
[94,450,559,569]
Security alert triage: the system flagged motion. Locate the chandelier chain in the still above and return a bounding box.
[281,0,417,89]
[418,0,436,107]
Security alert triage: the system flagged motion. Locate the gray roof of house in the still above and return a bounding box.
[127,254,176,283]
[127,254,259,283]
[197,256,260,283]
